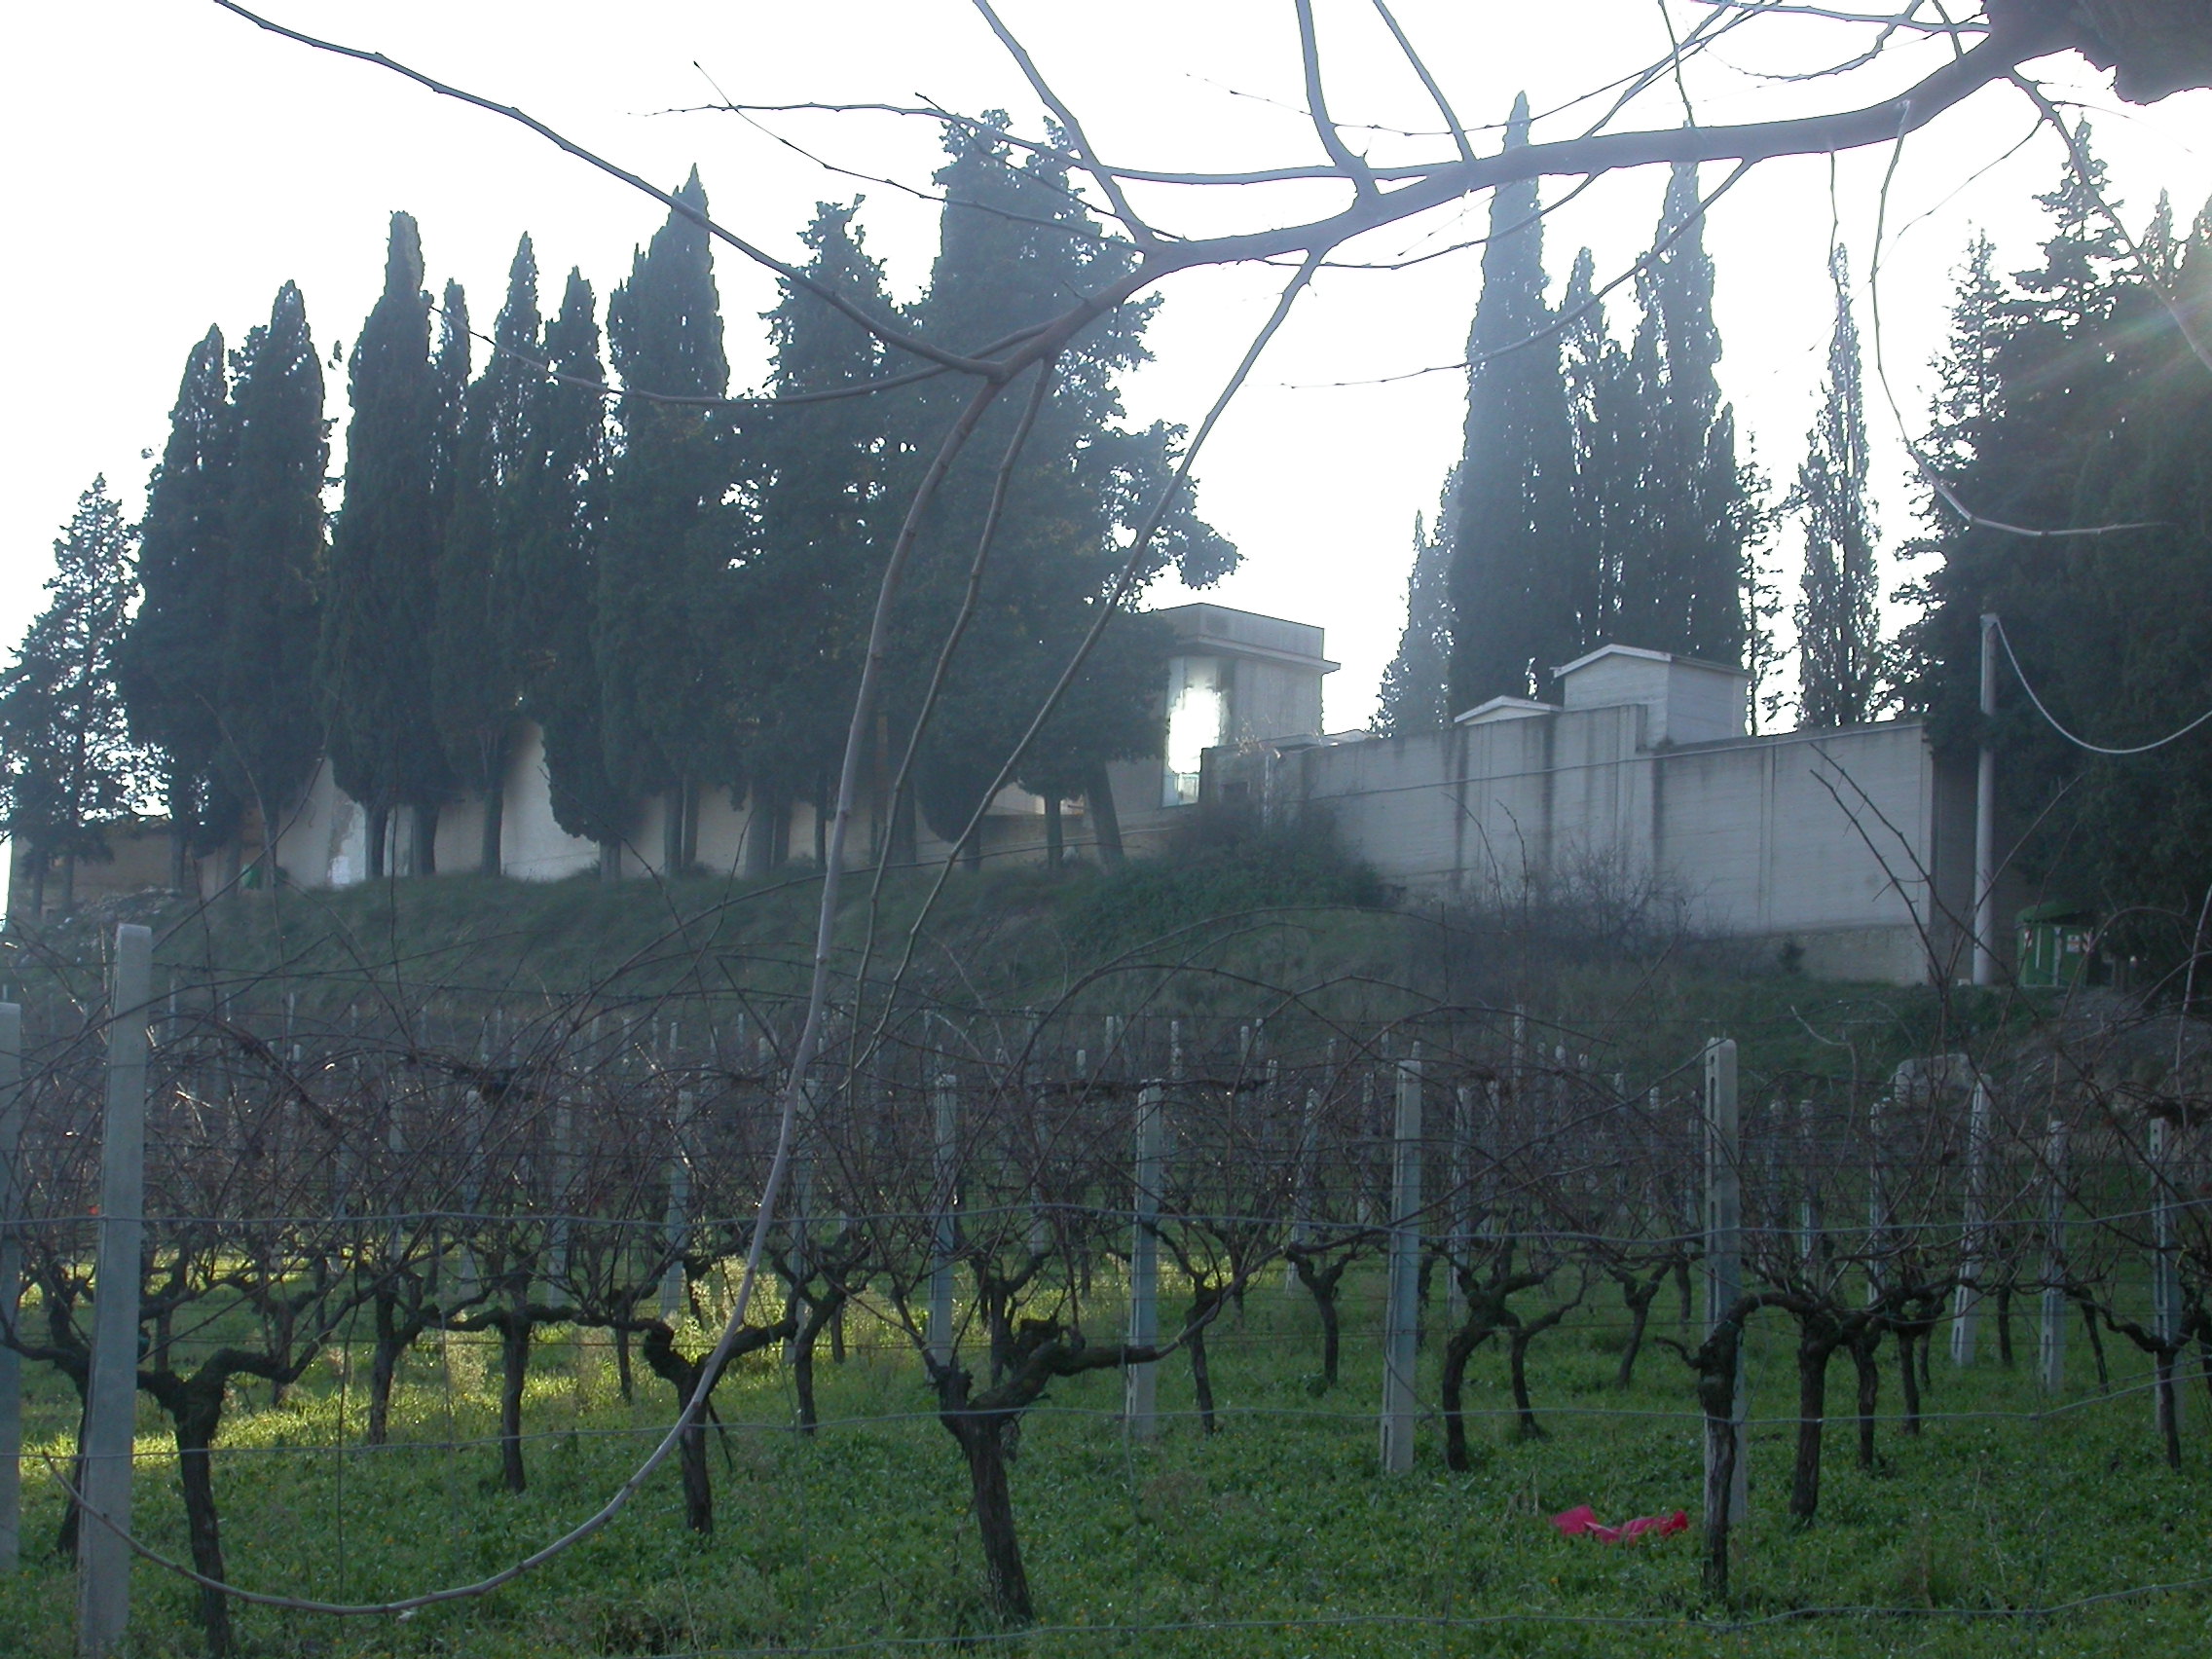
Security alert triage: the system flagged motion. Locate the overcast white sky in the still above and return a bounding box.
[4,2,2209,743]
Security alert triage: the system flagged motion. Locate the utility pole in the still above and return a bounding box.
[1973,611,1999,987]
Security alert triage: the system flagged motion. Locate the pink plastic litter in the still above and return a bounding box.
[1550,1503,1688,1543]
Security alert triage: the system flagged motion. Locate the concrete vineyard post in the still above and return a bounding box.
[1702,1039,1747,1530]
[1380,1052,1421,1474]
[1124,1083,1164,1439]
[1950,1080,1991,1367]
[78,925,152,1658]
[2040,1115,2068,1394]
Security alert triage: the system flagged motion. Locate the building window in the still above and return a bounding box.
[1163,655,1226,806]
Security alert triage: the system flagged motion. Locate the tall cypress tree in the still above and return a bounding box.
[598,166,736,871]
[434,241,537,873]
[1792,246,1881,728]
[516,270,628,870]
[121,325,233,881]
[1446,94,1577,711]
[1561,248,1633,653]
[742,202,898,874]
[321,212,451,877]
[218,281,328,871]
[1375,501,1455,735]
[900,120,1232,863]
[1614,164,1754,665]
[0,480,149,914]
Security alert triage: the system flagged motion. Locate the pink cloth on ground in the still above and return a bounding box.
[1550,1504,1688,1543]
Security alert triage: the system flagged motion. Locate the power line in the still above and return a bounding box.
[1996,615,2212,756]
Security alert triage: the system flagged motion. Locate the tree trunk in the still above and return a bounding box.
[60,851,77,914]
[1675,1258,1695,1327]
[169,822,190,892]
[1439,1325,1485,1472]
[599,839,622,884]
[1291,1255,1343,1387]
[366,802,389,879]
[663,781,687,874]
[793,1309,820,1434]
[411,802,439,875]
[175,1400,233,1656]
[1185,1290,1220,1435]
[1851,1327,1881,1470]
[1791,1336,1831,1524]
[1507,1323,1545,1439]
[498,1313,531,1493]
[479,781,504,875]
[1898,1328,1923,1436]
[2079,1299,2110,1389]
[744,792,781,880]
[614,1323,634,1402]
[1043,796,1063,868]
[1085,764,1124,866]
[1995,1282,2014,1367]
[2155,1349,2182,1471]
[1698,1330,1741,1601]
[677,1410,714,1533]
[367,1289,400,1446]
[952,1413,1033,1622]
[1616,1276,1659,1389]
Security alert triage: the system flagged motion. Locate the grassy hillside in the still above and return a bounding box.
[0,830,2022,1092]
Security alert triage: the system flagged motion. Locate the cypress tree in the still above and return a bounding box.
[433,242,537,873]
[218,281,328,875]
[598,167,736,872]
[516,270,629,872]
[1792,246,1881,728]
[1446,93,1577,711]
[321,212,451,877]
[900,120,1233,862]
[1561,248,1633,653]
[1375,501,1455,734]
[0,480,149,914]
[743,202,898,875]
[120,325,233,882]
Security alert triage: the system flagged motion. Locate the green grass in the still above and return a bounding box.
[0,1271,2205,1658]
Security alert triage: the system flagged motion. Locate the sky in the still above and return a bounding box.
[4,1,2209,746]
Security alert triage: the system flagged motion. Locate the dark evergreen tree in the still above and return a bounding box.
[1792,245,1882,728]
[1635,165,1753,665]
[0,480,149,914]
[433,244,536,873]
[1898,128,2212,955]
[321,212,451,877]
[516,270,628,871]
[897,121,1233,865]
[218,281,328,874]
[120,324,233,881]
[1446,94,1577,710]
[739,202,899,875]
[1375,501,1455,734]
[1561,250,1633,652]
[598,167,737,871]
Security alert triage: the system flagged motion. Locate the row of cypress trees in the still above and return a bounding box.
[7,123,1233,895]
[1376,97,1897,737]
[1376,97,1765,734]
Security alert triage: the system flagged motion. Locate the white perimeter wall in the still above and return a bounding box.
[1266,709,1956,982]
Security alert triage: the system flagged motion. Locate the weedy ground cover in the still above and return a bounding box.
[0,1268,2203,1658]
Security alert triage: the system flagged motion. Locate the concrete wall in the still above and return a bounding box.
[1218,707,1968,983]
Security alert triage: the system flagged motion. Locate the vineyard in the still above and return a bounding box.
[0,900,2206,1658]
